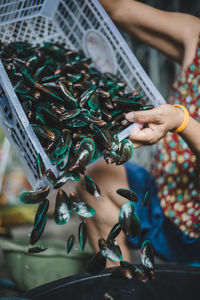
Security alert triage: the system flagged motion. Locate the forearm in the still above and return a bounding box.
[99,0,200,64]
[179,117,200,157]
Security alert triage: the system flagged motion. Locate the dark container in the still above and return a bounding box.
[22,264,200,300]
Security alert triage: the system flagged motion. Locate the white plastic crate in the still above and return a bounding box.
[0,0,166,189]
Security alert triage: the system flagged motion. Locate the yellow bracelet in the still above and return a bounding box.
[173,104,190,133]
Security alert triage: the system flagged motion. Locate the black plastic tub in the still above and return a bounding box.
[22,264,200,300]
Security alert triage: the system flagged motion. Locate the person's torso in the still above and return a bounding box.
[152,36,200,238]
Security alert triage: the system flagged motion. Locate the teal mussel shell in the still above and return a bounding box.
[36,153,45,180]
[79,85,97,107]
[54,129,72,157]
[20,186,50,204]
[116,188,138,202]
[28,245,47,254]
[141,240,155,280]
[116,139,133,165]
[54,189,71,225]
[59,109,81,123]
[98,238,122,262]
[142,190,150,206]
[29,198,49,245]
[107,222,122,242]
[45,169,57,185]
[119,201,141,238]
[70,192,96,218]
[69,138,95,172]
[111,260,147,282]
[83,174,101,200]
[78,221,87,252]
[66,234,75,254]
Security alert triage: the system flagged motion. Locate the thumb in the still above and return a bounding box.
[125,109,158,124]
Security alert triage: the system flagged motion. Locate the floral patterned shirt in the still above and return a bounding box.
[152,36,200,239]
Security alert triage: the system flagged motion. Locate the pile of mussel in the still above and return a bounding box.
[0,42,154,282]
[0,41,152,181]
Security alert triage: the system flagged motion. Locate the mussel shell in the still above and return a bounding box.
[65,117,88,128]
[119,201,141,238]
[81,112,106,127]
[54,130,71,156]
[34,65,49,80]
[110,134,120,151]
[66,234,75,254]
[45,169,57,185]
[69,138,95,172]
[31,123,56,142]
[110,266,133,279]
[27,246,47,254]
[37,106,61,130]
[116,139,133,165]
[87,251,106,275]
[113,98,142,111]
[78,220,87,252]
[56,151,70,171]
[29,215,47,245]
[116,188,138,202]
[29,199,49,245]
[70,192,96,218]
[92,126,112,150]
[20,185,50,204]
[55,147,70,166]
[107,222,122,242]
[42,74,61,83]
[36,153,45,180]
[141,240,155,280]
[83,174,101,200]
[53,173,71,189]
[141,104,154,111]
[54,189,71,225]
[69,170,81,181]
[79,85,97,107]
[33,198,49,227]
[59,109,81,123]
[58,82,78,108]
[14,78,30,94]
[115,261,148,282]
[104,293,114,300]
[88,94,100,109]
[69,149,92,174]
[103,149,119,165]
[142,191,150,206]
[98,238,122,262]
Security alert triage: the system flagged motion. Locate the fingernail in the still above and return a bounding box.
[125,112,134,121]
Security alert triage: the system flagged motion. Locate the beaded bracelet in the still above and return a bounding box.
[173,104,190,133]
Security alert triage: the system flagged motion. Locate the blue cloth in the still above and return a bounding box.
[124,161,200,265]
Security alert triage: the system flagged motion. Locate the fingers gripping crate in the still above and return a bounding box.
[0,0,166,189]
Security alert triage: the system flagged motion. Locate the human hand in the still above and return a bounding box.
[125,104,184,148]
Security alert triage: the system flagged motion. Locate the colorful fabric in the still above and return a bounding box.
[124,162,200,264]
[152,36,200,238]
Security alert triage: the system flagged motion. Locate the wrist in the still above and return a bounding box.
[171,104,190,133]
[172,107,184,130]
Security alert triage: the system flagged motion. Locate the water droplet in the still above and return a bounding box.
[25,264,30,270]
